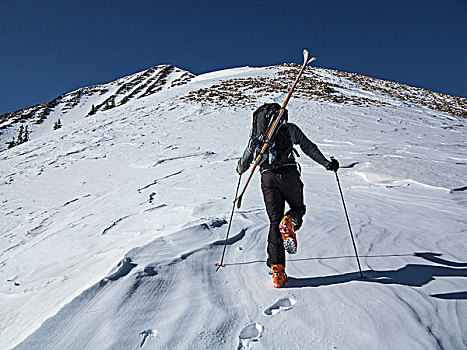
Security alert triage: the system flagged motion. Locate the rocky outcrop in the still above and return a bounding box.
[0,65,195,133]
[182,64,466,118]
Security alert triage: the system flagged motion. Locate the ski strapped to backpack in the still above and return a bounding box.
[216,49,315,271]
[235,49,316,208]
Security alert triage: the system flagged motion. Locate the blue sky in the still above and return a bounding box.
[1,0,466,115]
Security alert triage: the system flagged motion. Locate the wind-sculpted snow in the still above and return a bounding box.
[12,219,253,350]
[0,63,466,349]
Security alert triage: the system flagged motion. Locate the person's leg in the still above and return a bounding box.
[278,168,306,230]
[261,172,286,267]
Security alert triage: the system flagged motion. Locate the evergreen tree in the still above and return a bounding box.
[7,137,16,149]
[89,104,96,116]
[53,119,62,130]
[17,125,24,144]
[6,125,30,149]
[23,126,30,142]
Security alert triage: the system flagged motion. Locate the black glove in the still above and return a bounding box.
[236,160,243,175]
[326,158,339,172]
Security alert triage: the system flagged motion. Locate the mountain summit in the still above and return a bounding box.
[0,65,195,150]
[1,63,465,151]
[1,63,466,349]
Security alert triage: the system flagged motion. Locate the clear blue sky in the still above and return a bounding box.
[1,0,466,115]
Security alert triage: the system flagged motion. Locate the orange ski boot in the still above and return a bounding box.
[279,215,298,254]
[271,264,288,288]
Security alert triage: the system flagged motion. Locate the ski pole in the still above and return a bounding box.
[216,174,242,271]
[334,171,365,279]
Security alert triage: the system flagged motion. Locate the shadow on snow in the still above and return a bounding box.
[227,252,467,299]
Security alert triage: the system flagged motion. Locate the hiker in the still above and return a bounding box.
[236,103,339,288]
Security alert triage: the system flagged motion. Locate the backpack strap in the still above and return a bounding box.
[292,147,300,158]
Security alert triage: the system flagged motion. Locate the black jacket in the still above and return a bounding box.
[237,122,330,174]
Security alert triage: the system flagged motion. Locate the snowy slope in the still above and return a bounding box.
[0,63,466,350]
[0,65,194,150]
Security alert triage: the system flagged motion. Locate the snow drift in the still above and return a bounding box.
[0,62,466,349]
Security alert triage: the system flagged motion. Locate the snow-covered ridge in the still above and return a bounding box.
[0,61,466,349]
[183,63,467,118]
[329,67,467,118]
[0,65,195,148]
[2,63,465,152]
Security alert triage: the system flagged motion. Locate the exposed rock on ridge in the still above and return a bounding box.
[0,65,195,132]
[182,64,466,118]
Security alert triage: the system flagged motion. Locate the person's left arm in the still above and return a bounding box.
[236,138,256,174]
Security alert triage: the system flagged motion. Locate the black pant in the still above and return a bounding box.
[261,165,306,267]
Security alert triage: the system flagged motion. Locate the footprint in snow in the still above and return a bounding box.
[139,329,156,348]
[263,297,296,316]
[237,323,263,350]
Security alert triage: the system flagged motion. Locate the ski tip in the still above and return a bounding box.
[302,50,316,65]
[215,263,225,272]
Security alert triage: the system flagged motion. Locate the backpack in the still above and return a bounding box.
[250,103,295,171]
[250,103,286,140]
